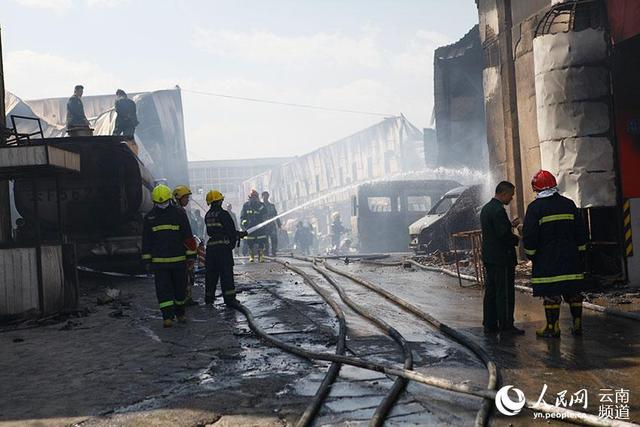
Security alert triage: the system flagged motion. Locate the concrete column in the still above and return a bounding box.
[497,0,526,221]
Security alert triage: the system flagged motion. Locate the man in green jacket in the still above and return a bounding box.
[480,181,524,335]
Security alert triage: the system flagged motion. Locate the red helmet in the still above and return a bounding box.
[531,170,557,192]
[249,189,259,199]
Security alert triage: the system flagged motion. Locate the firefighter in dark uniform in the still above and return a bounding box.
[523,170,588,338]
[204,190,247,305]
[241,189,267,262]
[173,185,198,306]
[330,212,347,251]
[261,191,281,256]
[142,184,197,327]
[480,181,525,335]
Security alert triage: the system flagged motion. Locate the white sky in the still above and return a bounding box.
[2,0,479,160]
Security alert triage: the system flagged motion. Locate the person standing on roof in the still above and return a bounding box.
[480,181,524,336]
[240,190,267,262]
[261,191,281,257]
[142,184,197,327]
[173,185,198,306]
[204,190,247,306]
[113,89,138,138]
[66,85,90,130]
[523,170,588,338]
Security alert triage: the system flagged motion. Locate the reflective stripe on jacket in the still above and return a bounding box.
[205,205,237,248]
[240,200,266,236]
[141,204,195,268]
[522,193,587,296]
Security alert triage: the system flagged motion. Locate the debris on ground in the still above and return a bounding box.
[97,287,122,305]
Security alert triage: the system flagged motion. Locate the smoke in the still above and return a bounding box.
[246,167,488,234]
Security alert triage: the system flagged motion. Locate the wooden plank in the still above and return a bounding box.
[0,247,39,316]
[0,146,47,168]
[0,145,79,172]
[47,146,80,172]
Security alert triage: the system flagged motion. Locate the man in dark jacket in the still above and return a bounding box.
[66,85,90,129]
[330,212,347,251]
[204,190,247,305]
[113,89,138,137]
[142,184,197,327]
[261,191,281,256]
[480,181,524,335]
[523,170,587,338]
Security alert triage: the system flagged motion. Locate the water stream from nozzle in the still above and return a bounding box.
[244,167,487,234]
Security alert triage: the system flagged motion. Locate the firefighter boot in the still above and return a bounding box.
[536,306,560,338]
[569,302,583,336]
[177,315,187,324]
[163,318,173,328]
[249,249,255,263]
[259,249,265,263]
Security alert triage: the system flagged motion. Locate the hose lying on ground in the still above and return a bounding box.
[230,297,637,427]
[267,259,347,427]
[321,260,496,427]
[404,259,640,322]
[405,259,480,287]
[514,285,640,322]
[311,261,413,427]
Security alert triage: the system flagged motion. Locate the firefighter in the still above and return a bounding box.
[240,189,267,262]
[330,212,347,252]
[142,184,197,327]
[204,190,247,305]
[173,185,197,306]
[523,170,588,338]
[261,191,281,256]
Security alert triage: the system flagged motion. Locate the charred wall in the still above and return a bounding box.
[434,25,488,171]
[477,0,551,215]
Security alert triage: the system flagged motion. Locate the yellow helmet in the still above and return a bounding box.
[173,185,192,200]
[152,184,173,204]
[206,190,224,205]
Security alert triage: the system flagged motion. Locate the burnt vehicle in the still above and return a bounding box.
[408,184,483,254]
[13,136,154,270]
[351,179,460,253]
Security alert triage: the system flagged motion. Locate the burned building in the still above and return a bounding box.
[241,116,427,214]
[476,0,640,284]
[188,157,290,212]
[433,25,488,171]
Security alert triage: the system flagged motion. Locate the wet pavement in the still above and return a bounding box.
[1,257,639,426]
[329,258,640,426]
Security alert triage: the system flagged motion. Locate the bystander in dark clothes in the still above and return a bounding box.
[480,181,525,336]
[66,85,90,130]
[113,89,138,137]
